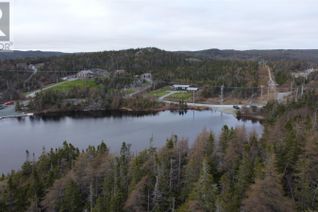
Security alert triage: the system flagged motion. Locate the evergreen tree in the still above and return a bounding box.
[294,132,318,211]
[241,155,296,212]
[57,180,83,212]
[189,158,218,212]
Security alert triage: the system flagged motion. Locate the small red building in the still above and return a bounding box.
[3,101,14,106]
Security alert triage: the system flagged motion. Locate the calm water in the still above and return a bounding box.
[0,110,263,173]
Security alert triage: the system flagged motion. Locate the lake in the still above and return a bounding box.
[0,110,263,174]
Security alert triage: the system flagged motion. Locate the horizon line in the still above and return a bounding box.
[8,47,318,54]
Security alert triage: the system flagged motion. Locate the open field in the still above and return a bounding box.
[165,91,192,101]
[49,79,99,92]
[147,86,171,98]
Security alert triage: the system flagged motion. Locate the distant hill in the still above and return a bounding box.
[0,48,318,63]
[0,50,65,60]
[178,49,318,63]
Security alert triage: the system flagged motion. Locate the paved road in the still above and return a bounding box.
[26,78,77,98]
[163,100,250,114]
[163,100,250,109]
[158,91,177,101]
[24,65,38,84]
[266,65,277,90]
[158,90,264,113]
[128,84,153,97]
[266,64,292,103]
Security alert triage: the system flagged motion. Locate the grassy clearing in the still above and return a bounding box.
[50,80,99,92]
[148,86,171,98]
[166,91,193,101]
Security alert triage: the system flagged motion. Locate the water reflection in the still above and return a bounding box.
[30,110,160,122]
[0,110,263,173]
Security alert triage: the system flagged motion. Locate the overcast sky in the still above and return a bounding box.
[9,0,318,52]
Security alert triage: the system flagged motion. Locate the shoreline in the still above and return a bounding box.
[1,101,265,122]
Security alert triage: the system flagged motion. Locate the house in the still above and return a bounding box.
[171,84,199,92]
[77,70,95,79]
[28,64,36,71]
[76,68,110,79]
[62,75,76,81]
[172,84,190,90]
[114,69,126,76]
[91,68,110,78]
[187,87,199,92]
[140,73,152,82]
[291,68,318,79]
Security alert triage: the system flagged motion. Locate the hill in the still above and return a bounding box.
[1,48,318,63]
[179,49,318,63]
[0,50,65,60]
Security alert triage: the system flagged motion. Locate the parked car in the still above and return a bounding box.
[233,105,240,110]
[250,105,258,112]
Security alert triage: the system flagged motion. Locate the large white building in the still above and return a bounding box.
[77,70,95,79]
[171,84,198,91]
[76,69,110,79]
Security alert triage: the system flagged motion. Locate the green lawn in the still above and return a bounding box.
[148,86,171,98]
[166,91,193,101]
[50,80,99,92]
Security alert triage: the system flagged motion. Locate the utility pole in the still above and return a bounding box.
[171,197,175,212]
[147,189,150,212]
[260,85,264,99]
[313,109,317,130]
[295,87,299,102]
[169,158,173,192]
[290,81,293,92]
[90,182,93,212]
[301,84,304,97]
[220,85,224,104]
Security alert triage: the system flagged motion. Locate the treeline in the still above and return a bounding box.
[29,89,161,113]
[28,77,161,112]
[0,129,262,211]
[0,57,60,102]
[2,94,318,211]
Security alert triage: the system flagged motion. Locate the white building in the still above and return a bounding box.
[172,84,190,90]
[114,69,126,76]
[77,70,95,79]
[171,84,198,91]
[187,87,199,91]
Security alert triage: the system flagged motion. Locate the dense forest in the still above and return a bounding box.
[1,92,318,211]
[180,49,318,63]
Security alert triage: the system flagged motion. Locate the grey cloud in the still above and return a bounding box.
[9,0,318,52]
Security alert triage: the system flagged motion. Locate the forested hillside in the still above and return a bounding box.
[37,48,259,87]
[180,49,318,63]
[1,92,318,211]
[0,51,65,60]
[0,48,261,103]
[2,47,316,103]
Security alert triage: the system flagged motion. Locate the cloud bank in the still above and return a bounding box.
[10,0,318,52]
